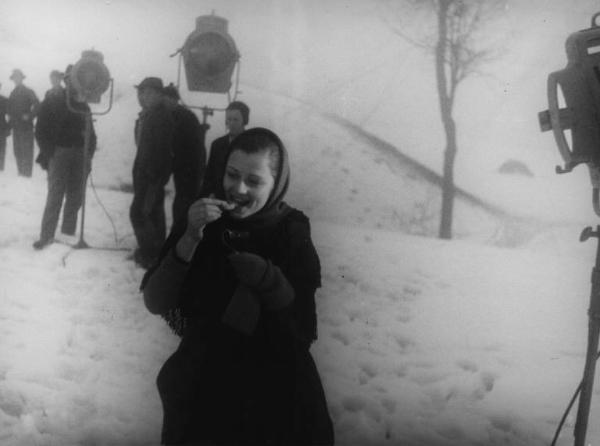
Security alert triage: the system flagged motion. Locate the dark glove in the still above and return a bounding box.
[228,252,294,310]
[221,285,260,335]
[35,152,50,170]
[228,252,268,289]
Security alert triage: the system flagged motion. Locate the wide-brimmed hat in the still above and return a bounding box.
[135,77,163,91]
[9,69,25,81]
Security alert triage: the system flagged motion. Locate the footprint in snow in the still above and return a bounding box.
[330,330,350,346]
[358,363,378,385]
[381,398,396,414]
[456,358,479,373]
[393,333,415,353]
[472,371,496,400]
[341,395,366,413]
[401,285,420,302]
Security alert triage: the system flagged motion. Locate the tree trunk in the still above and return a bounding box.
[435,0,456,240]
[439,120,457,239]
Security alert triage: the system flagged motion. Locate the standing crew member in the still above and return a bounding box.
[45,70,65,100]
[130,77,174,269]
[0,83,10,171]
[163,84,207,235]
[7,69,39,177]
[33,65,97,250]
[201,101,249,196]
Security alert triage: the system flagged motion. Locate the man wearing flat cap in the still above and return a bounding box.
[130,76,175,268]
[7,69,39,177]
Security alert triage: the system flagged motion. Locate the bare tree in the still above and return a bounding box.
[385,0,505,239]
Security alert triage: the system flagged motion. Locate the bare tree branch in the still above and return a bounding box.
[381,0,506,239]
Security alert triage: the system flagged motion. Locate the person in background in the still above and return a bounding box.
[142,127,334,446]
[200,100,249,197]
[162,83,207,236]
[130,77,174,269]
[44,70,64,100]
[0,83,10,171]
[33,65,97,250]
[7,69,39,177]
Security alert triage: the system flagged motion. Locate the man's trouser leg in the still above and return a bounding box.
[61,148,86,236]
[151,186,167,253]
[39,148,70,241]
[130,179,165,261]
[0,136,6,171]
[13,128,33,177]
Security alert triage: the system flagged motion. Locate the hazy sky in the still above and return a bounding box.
[3,0,600,188]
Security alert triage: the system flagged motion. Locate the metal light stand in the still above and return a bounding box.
[66,80,114,249]
[574,225,600,446]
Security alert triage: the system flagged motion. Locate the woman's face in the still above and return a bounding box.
[223,149,275,219]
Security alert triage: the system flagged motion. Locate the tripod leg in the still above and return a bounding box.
[574,320,600,446]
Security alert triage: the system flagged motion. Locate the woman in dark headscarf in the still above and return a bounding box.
[142,128,334,445]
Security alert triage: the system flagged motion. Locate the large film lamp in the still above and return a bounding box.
[181,14,240,93]
[70,49,111,104]
[539,13,600,215]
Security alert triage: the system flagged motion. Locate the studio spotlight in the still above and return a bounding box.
[70,49,111,103]
[182,14,240,93]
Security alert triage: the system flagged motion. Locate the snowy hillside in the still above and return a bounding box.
[0,166,598,446]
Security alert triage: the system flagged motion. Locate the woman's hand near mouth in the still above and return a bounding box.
[175,197,235,261]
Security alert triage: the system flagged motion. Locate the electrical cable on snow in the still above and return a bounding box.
[551,350,600,446]
[60,171,133,267]
[88,171,122,246]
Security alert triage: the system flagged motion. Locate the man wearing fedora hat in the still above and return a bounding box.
[7,69,39,177]
[32,64,97,250]
[130,76,175,268]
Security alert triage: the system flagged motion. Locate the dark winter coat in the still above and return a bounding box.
[0,95,9,138]
[201,133,231,197]
[171,104,206,198]
[35,88,97,164]
[133,102,174,185]
[7,84,39,130]
[143,208,334,445]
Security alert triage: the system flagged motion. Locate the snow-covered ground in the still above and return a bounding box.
[0,147,598,446]
[3,0,600,445]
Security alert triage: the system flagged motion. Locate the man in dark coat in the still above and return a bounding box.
[130,77,175,268]
[163,84,207,235]
[0,83,10,171]
[33,65,97,250]
[7,69,40,177]
[200,101,249,196]
[44,70,65,100]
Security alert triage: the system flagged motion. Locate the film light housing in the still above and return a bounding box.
[539,13,600,173]
[182,14,239,93]
[70,49,111,104]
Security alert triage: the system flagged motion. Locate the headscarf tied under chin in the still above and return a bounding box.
[215,127,292,230]
[142,128,294,336]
